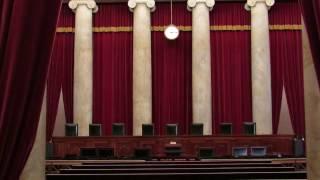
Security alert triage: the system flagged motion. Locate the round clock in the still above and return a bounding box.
[164,24,179,40]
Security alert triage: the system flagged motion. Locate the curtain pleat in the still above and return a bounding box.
[47,5,74,141]
[299,0,320,87]
[210,3,252,134]
[92,4,133,135]
[152,3,193,135]
[0,0,62,179]
[270,2,305,135]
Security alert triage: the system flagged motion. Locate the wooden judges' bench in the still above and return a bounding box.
[52,135,294,159]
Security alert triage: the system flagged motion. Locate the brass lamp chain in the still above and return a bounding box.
[170,0,173,24]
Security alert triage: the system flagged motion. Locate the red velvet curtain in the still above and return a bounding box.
[0,0,61,179]
[152,3,192,135]
[92,4,133,135]
[51,2,305,136]
[47,40,63,141]
[210,3,252,134]
[299,0,320,87]
[269,2,305,135]
[61,7,75,126]
[47,5,74,141]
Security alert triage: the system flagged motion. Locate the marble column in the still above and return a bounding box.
[302,18,320,180]
[69,0,98,136]
[128,0,155,136]
[20,89,46,180]
[245,0,274,134]
[187,0,215,135]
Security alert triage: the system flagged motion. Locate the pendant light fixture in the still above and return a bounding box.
[164,0,179,40]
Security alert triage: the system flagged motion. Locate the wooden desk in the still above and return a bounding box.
[52,135,294,159]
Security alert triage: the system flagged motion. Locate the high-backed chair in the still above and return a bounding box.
[112,123,125,136]
[166,124,178,136]
[89,123,102,136]
[190,123,203,136]
[142,124,154,136]
[220,122,232,135]
[243,122,256,135]
[65,123,78,136]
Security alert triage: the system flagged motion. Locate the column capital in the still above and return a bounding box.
[128,0,156,12]
[187,0,215,11]
[245,0,275,11]
[68,0,98,13]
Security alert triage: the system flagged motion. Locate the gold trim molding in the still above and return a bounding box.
[269,24,302,30]
[56,24,302,33]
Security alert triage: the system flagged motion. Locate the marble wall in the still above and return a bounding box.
[302,19,320,180]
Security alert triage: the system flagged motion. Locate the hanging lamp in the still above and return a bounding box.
[164,0,179,40]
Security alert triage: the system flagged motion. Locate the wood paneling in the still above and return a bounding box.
[52,135,294,158]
